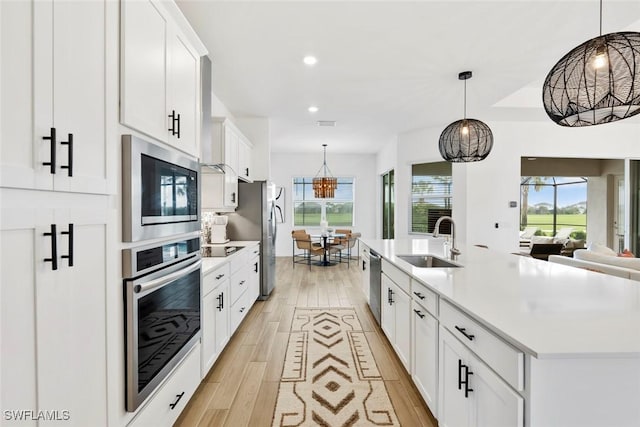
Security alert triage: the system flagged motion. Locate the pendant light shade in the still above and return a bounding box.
[439,71,494,163]
[543,0,640,127]
[312,144,338,198]
[543,32,640,126]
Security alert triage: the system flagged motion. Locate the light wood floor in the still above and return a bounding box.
[175,257,437,427]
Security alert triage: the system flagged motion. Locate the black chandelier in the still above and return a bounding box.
[439,71,493,163]
[542,1,640,127]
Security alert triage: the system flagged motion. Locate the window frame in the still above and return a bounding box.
[291,176,356,227]
[409,162,453,235]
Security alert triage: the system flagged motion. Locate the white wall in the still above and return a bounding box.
[391,120,640,253]
[271,152,377,256]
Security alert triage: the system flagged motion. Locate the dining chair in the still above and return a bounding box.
[292,231,323,269]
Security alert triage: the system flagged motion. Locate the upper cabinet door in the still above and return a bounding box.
[51,0,115,194]
[0,0,114,194]
[121,0,167,142]
[167,30,199,157]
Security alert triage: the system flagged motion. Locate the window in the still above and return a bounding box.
[382,170,395,239]
[293,177,354,226]
[520,176,587,239]
[411,162,452,233]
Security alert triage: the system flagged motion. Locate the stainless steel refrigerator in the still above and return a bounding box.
[226,180,277,300]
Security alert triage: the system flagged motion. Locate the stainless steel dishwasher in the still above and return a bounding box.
[368,250,382,325]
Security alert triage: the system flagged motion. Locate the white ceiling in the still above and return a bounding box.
[176,1,640,154]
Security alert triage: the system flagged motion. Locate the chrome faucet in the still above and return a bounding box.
[433,216,461,259]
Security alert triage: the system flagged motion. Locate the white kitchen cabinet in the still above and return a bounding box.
[121,0,201,157]
[412,300,438,417]
[238,136,253,182]
[128,343,201,427]
[381,273,411,371]
[1,189,109,426]
[248,248,261,301]
[438,327,524,427]
[0,0,116,195]
[201,265,230,375]
[201,118,241,210]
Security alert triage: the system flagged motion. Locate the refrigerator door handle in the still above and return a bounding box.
[270,202,278,244]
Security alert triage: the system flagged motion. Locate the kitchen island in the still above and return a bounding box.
[362,238,640,427]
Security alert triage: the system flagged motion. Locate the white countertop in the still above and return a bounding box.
[362,238,640,358]
[201,241,259,275]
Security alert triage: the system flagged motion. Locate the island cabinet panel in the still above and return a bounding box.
[411,300,439,417]
[381,272,411,371]
[439,327,524,427]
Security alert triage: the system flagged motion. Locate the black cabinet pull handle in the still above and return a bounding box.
[42,127,56,174]
[239,307,245,313]
[464,368,474,398]
[245,167,249,177]
[458,359,464,391]
[216,293,223,311]
[169,392,185,410]
[231,192,236,204]
[254,262,258,272]
[239,280,245,286]
[413,291,425,300]
[43,224,58,270]
[362,260,366,271]
[455,326,475,341]
[60,133,73,176]
[176,112,181,139]
[215,273,225,280]
[168,110,175,135]
[389,289,394,305]
[221,291,224,309]
[61,223,74,267]
[413,309,425,319]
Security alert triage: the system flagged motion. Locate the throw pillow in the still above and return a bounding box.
[586,242,617,257]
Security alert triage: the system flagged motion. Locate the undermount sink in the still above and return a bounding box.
[397,255,461,268]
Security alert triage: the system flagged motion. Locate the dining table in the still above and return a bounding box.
[310,233,346,266]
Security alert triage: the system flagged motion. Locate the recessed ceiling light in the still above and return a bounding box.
[303,55,317,66]
[308,106,319,113]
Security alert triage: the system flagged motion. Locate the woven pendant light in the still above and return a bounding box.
[312,144,337,198]
[439,71,494,163]
[543,1,640,126]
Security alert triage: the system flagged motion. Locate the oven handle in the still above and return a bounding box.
[135,259,202,294]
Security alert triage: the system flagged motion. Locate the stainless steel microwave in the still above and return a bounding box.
[122,135,200,242]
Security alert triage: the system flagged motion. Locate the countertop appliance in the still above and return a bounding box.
[201,245,244,257]
[369,249,382,325]
[122,234,201,411]
[122,135,200,242]
[226,180,277,300]
[210,215,229,244]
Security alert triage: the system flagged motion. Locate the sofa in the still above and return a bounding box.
[548,244,640,282]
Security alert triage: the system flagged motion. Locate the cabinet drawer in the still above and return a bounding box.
[230,290,251,332]
[247,244,260,258]
[230,268,248,305]
[203,263,230,296]
[382,259,410,294]
[440,300,524,391]
[129,343,201,427]
[411,279,437,315]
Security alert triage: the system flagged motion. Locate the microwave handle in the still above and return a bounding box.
[135,259,201,294]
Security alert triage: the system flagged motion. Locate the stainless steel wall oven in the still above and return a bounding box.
[122,135,200,242]
[123,235,201,411]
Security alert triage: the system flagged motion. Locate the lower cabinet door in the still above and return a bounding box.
[412,301,438,416]
[230,289,249,333]
[469,351,524,427]
[381,274,395,340]
[215,281,230,355]
[393,285,411,371]
[439,327,472,427]
[201,290,217,374]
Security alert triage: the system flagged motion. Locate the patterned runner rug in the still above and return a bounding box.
[272,308,400,426]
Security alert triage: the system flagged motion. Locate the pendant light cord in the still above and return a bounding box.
[463,78,467,119]
[599,0,602,36]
